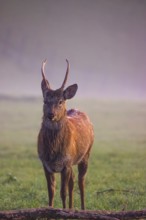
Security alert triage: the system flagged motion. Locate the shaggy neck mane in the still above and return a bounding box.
[41,117,68,160]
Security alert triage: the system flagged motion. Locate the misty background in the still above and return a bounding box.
[0,0,146,100]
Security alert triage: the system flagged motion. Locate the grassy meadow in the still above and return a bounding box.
[0,98,146,211]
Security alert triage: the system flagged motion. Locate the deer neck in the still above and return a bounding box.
[40,114,68,161]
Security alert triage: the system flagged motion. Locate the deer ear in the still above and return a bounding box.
[63,84,78,100]
[41,80,50,97]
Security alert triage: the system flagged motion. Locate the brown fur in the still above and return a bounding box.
[38,60,94,209]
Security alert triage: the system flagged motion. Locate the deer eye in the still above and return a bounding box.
[44,100,48,105]
[59,100,63,105]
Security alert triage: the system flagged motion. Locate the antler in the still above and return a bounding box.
[41,59,50,89]
[61,59,69,89]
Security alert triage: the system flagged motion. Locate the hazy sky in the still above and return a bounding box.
[0,0,146,99]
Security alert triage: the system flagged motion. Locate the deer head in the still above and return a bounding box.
[41,59,78,122]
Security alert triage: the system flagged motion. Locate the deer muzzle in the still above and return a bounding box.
[48,112,55,121]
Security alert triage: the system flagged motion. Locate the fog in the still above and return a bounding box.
[0,0,146,100]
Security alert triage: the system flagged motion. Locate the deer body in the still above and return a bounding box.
[38,60,94,209]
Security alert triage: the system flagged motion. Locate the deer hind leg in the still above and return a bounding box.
[43,166,56,207]
[60,166,72,209]
[78,156,89,210]
[68,168,75,209]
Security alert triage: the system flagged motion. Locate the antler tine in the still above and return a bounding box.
[61,59,69,89]
[41,59,50,89]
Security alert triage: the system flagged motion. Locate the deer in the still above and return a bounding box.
[38,59,94,210]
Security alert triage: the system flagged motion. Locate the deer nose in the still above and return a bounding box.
[48,113,55,120]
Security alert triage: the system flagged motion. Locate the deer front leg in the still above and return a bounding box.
[68,168,75,209]
[43,166,56,207]
[60,166,71,209]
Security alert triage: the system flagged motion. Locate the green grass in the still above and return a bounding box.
[0,98,146,211]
